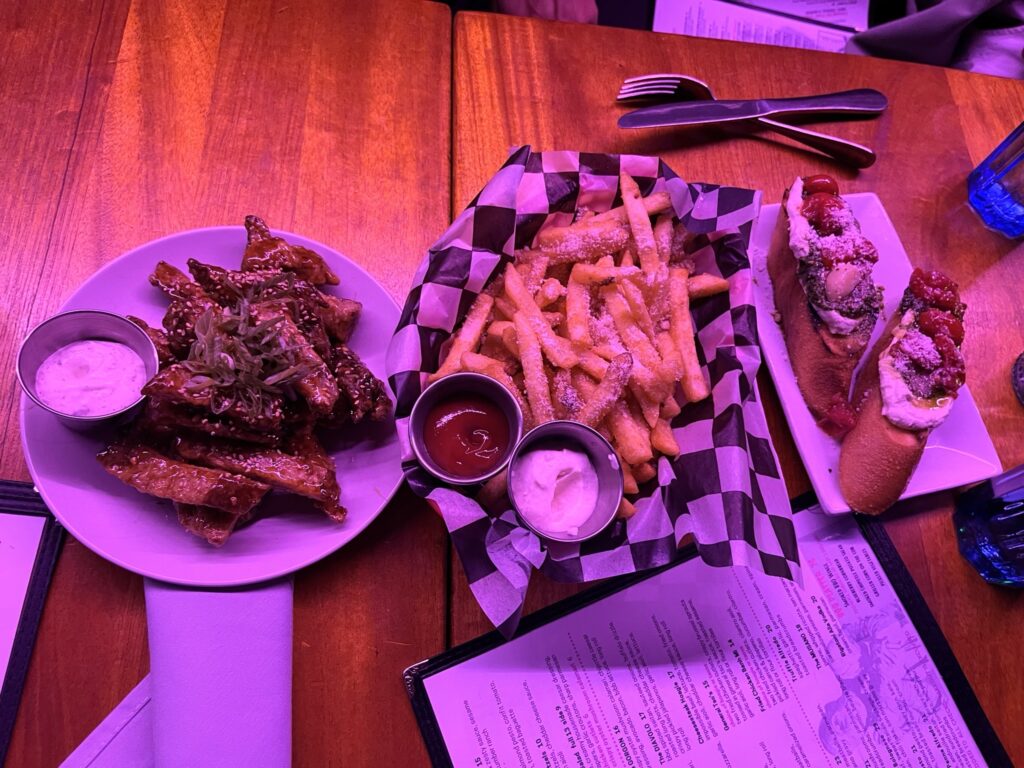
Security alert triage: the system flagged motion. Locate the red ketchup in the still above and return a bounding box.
[801,192,846,236]
[423,395,510,479]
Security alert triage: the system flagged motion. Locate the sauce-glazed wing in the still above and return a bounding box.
[142,363,284,432]
[174,503,249,547]
[242,215,340,286]
[137,400,280,446]
[328,344,392,425]
[98,441,269,516]
[286,431,346,522]
[318,295,361,343]
[127,315,175,366]
[150,262,219,357]
[251,302,338,415]
[176,436,345,521]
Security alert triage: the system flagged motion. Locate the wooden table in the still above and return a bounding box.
[2,1,451,766]
[451,11,1024,765]
[6,4,1024,766]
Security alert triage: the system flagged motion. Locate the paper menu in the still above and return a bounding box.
[653,0,855,53]
[422,509,986,768]
[0,512,45,680]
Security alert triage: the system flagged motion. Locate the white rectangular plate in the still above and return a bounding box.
[749,193,1002,514]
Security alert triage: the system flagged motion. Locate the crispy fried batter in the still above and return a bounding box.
[242,215,339,286]
[98,440,269,516]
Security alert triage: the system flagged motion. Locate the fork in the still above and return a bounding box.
[618,74,877,168]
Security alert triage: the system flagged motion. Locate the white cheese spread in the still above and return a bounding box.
[878,312,954,431]
[510,448,599,537]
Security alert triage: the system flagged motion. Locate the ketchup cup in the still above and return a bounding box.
[409,372,524,486]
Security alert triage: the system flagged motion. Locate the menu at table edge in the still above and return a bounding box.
[418,509,989,768]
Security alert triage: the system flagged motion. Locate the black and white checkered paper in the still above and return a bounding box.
[386,147,800,636]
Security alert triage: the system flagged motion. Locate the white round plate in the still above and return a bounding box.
[20,227,403,587]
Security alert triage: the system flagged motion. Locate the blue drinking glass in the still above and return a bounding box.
[954,465,1024,587]
[967,120,1024,238]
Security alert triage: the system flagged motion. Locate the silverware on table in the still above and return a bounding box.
[617,73,881,168]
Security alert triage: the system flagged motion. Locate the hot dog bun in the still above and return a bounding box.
[838,313,926,515]
[767,190,870,437]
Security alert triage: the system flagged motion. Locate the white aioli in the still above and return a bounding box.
[34,340,147,417]
[511,448,599,537]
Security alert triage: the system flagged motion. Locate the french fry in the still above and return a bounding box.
[536,218,631,264]
[619,172,661,276]
[428,293,493,382]
[513,312,555,424]
[565,274,592,347]
[504,264,578,369]
[592,190,672,223]
[551,369,582,420]
[617,498,637,520]
[478,469,508,509]
[620,461,639,495]
[688,273,729,299]
[536,277,564,308]
[606,400,653,465]
[570,263,640,286]
[632,462,656,484]
[660,395,681,420]
[651,419,680,456]
[669,268,710,402]
[601,285,672,390]
[653,213,674,264]
[493,295,516,320]
[620,277,656,341]
[461,351,533,427]
[577,353,632,427]
[520,254,550,294]
[487,320,520,357]
[630,385,661,429]
[577,349,609,380]
[655,330,683,379]
[620,247,635,268]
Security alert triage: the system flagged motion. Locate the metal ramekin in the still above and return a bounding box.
[409,372,524,485]
[508,420,624,543]
[17,310,160,431]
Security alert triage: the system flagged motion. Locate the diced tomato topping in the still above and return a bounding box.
[918,309,965,345]
[802,174,839,196]
[909,268,962,313]
[801,192,845,236]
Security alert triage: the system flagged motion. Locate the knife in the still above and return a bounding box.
[618,88,888,129]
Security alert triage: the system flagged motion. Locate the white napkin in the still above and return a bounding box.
[61,578,293,768]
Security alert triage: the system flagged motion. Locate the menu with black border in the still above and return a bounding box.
[406,499,1010,768]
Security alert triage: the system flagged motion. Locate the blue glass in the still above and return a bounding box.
[967,120,1024,238]
[954,464,1024,587]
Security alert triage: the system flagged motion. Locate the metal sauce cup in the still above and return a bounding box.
[508,421,624,543]
[409,372,524,485]
[17,310,160,431]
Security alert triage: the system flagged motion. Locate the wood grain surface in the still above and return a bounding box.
[2,1,450,766]
[451,11,1024,763]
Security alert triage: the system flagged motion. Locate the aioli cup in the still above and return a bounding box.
[507,421,624,543]
[409,372,524,485]
[17,310,159,431]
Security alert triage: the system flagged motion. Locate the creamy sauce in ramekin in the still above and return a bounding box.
[34,340,147,417]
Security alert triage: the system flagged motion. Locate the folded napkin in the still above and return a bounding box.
[61,578,293,768]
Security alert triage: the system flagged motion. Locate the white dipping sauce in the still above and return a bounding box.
[34,340,147,417]
[511,448,599,537]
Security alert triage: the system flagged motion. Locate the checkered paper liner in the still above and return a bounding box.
[386,147,801,636]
